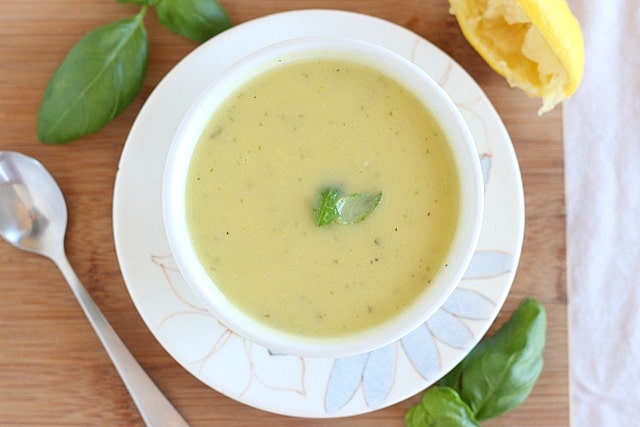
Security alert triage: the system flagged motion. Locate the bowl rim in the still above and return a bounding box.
[163,35,484,358]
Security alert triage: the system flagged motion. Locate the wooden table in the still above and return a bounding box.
[0,1,567,425]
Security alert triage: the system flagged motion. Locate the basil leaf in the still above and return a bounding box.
[38,11,148,144]
[313,188,382,226]
[405,386,479,427]
[313,187,341,226]
[440,298,546,421]
[336,192,382,224]
[155,0,232,42]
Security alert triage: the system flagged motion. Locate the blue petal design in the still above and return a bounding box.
[362,344,396,408]
[463,251,513,279]
[480,154,491,186]
[442,288,495,320]
[325,353,369,413]
[401,324,440,380]
[427,310,474,349]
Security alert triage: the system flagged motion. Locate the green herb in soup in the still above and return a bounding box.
[186,58,460,337]
[313,187,382,226]
[313,187,341,226]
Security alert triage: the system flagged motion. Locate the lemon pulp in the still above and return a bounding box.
[449,0,585,113]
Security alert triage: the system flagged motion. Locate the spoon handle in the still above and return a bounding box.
[53,252,189,427]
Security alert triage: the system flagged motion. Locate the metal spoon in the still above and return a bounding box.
[0,151,188,427]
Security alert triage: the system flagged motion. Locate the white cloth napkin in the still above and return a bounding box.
[565,1,640,424]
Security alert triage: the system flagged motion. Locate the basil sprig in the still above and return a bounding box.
[154,0,231,43]
[406,298,546,426]
[313,186,382,226]
[38,0,231,144]
[405,386,479,427]
[38,10,148,144]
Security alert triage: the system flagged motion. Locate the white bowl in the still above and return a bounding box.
[163,36,484,358]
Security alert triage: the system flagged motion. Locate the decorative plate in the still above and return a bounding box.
[113,9,524,418]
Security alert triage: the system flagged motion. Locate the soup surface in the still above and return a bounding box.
[186,58,460,337]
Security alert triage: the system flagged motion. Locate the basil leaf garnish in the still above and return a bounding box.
[335,191,383,225]
[38,10,148,144]
[313,187,382,226]
[439,298,546,421]
[313,187,341,226]
[155,0,232,42]
[405,386,479,427]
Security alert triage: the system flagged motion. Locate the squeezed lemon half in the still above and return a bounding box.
[448,0,585,114]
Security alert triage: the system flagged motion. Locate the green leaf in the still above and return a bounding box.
[155,0,232,42]
[440,298,547,421]
[336,192,382,224]
[313,187,341,226]
[405,386,479,427]
[313,188,382,226]
[38,10,148,144]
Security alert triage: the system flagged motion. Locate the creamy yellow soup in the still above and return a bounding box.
[186,58,459,337]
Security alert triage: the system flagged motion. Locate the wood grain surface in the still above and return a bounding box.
[0,1,567,425]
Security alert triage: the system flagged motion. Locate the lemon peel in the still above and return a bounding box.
[448,0,585,114]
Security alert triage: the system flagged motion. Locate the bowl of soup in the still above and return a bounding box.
[163,36,484,358]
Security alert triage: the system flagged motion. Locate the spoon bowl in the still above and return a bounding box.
[0,152,65,257]
[0,151,187,426]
